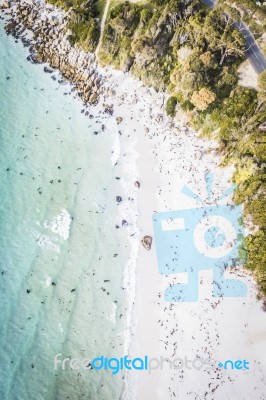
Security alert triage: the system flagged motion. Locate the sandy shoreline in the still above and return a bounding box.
[97,71,266,399]
[1,1,266,399]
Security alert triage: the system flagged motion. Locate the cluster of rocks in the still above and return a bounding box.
[1,0,104,105]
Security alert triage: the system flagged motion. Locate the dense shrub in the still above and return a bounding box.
[166,96,178,117]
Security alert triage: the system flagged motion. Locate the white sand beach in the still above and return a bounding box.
[93,70,266,399]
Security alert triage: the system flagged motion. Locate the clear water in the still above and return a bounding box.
[0,21,131,400]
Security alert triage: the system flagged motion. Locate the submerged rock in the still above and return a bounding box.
[44,66,54,73]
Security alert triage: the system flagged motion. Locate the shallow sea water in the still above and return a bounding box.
[0,21,131,400]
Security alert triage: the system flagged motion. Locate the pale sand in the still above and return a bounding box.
[94,70,266,399]
[238,60,258,90]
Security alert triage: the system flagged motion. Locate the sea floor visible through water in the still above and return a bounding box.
[0,20,136,399]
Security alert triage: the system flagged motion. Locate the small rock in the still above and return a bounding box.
[141,235,153,250]
[44,66,54,73]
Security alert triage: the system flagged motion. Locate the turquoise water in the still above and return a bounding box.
[0,22,130,399]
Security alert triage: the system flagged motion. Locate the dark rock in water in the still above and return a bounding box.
[5,20,16,34]
[26,289,31,294]
[87,363,93,370]
[21,37,30,47]
[27,53,42,64]
[141,235,153,250]
[135,181,140,188]
[116,196,122,203]
[122,220,128,226]
[44,66,54,73]
[71,288,76,293]
[58,79,68,85]
[51,75,56,81]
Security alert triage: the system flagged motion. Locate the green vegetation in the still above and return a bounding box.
[166,95,178,117]
[45,0,266,299]
[217,0,266,37]
[258,71,266,93]
[99,1,245,95]
[199,85,266,298]
[98,1,143,70]
[48,0,101,51]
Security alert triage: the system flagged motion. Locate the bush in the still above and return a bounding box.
[258,71,266,92]
[166,96,178,117]
[191,88,216,110]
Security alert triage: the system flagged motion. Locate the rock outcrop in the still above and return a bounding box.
[0,0,104,105]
